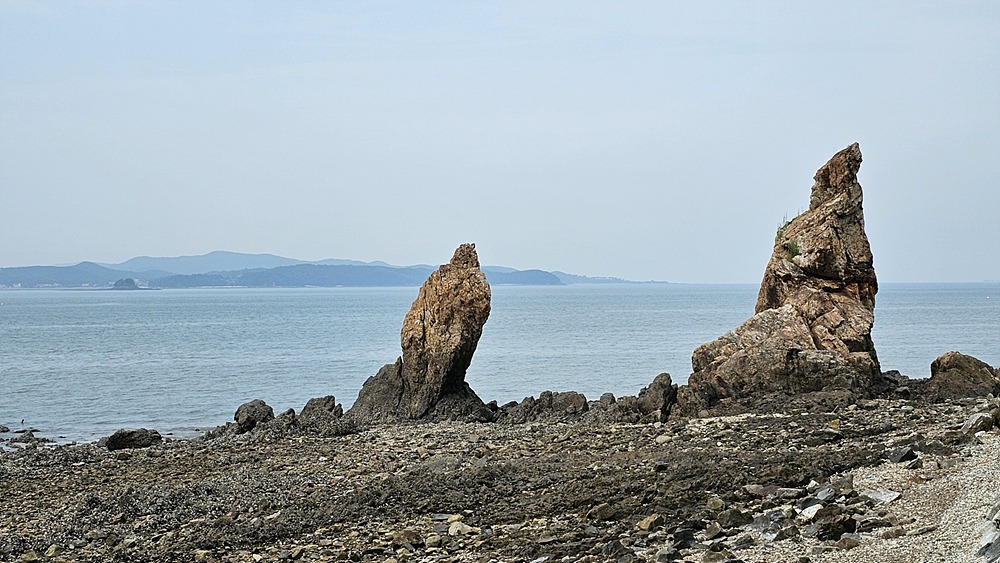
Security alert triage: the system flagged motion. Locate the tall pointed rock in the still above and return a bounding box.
[347,243,493,423]
[677,143,882,414]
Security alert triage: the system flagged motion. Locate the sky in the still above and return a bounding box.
[1,2,998,283]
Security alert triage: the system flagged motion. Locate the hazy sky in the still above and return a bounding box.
[1,2,997,282]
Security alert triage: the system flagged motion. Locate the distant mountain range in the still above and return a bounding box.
[0,251,637,289]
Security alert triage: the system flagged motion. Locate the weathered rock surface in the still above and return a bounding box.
[234,399,274,433]
[678,143,882,415]
[915,351,1000,400]
[100,428,162,451]
[348,243,492,423]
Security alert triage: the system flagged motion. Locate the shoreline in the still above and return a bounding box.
[2,392,998,562]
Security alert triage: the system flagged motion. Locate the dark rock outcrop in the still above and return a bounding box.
[300,395,343,419]
[102,428,162,451]
[497,391,590,424]
[235,399,274,433]
[348,243,492,423]
[497,373,679,424]
[914,351,1000,400]
[678,144,882,415]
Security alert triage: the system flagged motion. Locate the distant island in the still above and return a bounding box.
[112,278,139,290]
[0,251,660,289]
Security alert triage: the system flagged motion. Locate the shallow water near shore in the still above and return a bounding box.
[1,283,997,444]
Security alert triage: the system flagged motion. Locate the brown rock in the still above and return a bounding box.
[918,351,1000,400]
[348,244,492,422]
[678,144,881,415]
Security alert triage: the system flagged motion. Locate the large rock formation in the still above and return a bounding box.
[678,143,882,414]
[348,243,493,423]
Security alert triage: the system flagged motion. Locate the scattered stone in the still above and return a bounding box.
[637,514,665,531]
[391,529,423,547]
[0,425,8,433]
[798,503,823,522]
[962,412,994,435]
[717,507,753,528]
[860,488,901,505]
[447,521,480,536]
[587,502,616,521]
[907,524,938,536]
[878,526,907,539]
[833,533,861,550]
[887,446,917,463]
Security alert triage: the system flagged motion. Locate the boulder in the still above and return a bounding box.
[348,243,492,423]
[678,143,882,415]
[636,373,678,422]
[102,428,162,451]
[917,351,1000,400]
[235,399,274,433]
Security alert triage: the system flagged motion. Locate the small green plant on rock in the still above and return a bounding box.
[785,238,800,261]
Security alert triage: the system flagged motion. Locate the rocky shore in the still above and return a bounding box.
[3,145,999,562]
[2,392,999,562]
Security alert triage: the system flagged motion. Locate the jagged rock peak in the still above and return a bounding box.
[447,242,480,269]
[809,142,862,211]
[347,243,493,423]
[757,142,876,313]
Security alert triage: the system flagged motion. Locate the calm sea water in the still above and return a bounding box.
[1,283,997,444]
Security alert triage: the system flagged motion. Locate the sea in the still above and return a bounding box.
[1,283,997,445]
